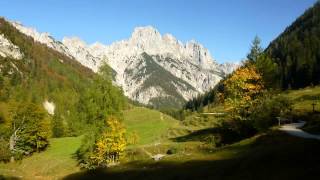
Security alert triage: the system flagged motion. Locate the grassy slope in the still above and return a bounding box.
[123,107,184,145]
[282,86,320,112]
[0,136,82,180]
[282,86,320,134]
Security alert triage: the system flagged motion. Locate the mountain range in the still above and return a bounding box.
[4,20,238,108]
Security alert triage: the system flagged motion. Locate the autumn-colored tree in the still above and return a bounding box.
[223,65,264,115]
[90,116,127,167]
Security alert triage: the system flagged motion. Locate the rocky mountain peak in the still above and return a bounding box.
[62,37,87,48]
[8,21,239,108]
[131,26,161,40]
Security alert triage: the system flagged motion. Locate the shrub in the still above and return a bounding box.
[249,95,293,131]
[301,113,320,134]
[215,119,257,145]
[166,147,178,155]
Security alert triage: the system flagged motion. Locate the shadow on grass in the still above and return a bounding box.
[0,175,20,180]
[63,131,320,180]
[172,127,219,142]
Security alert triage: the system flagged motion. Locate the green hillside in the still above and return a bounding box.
[123,107,183,145]
[0,17,96,136]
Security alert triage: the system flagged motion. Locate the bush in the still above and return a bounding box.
[216,119,257,145]
[166,147,178,155]
[249,95,293,131]
[76,132,98,169]
[301,113,320,134]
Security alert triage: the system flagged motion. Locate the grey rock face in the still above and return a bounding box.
[10,22,239,108]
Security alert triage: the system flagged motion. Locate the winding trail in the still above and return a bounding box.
[280,121,320,140]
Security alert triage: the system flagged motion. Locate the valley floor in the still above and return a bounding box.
[2,88,320,180]
[1,130,320,180]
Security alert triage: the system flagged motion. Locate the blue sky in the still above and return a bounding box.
[0,0,317,63]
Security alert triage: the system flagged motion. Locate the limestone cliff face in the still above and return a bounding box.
[10,22,239,108]
[0,34,24,59]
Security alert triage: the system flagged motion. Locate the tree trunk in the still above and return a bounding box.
[9,133,16,162]
[9,133,16,152]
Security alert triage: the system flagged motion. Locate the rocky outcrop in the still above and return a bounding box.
[0,34,24,59]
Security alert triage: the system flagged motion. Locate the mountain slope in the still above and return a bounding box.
[9,21,238,108]
[63,27,238,108]
[0,17,95,135]
[266,1,320,89]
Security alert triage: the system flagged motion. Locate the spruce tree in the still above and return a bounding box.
[247,36,263,63]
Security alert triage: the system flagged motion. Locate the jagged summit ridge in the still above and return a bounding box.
[104,25,217,69]
[8,21,239,107]
[10,21,72,59]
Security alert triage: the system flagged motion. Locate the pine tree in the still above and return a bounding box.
[255,54,279,88]
[247,36,263,63]
[51,113,65,138]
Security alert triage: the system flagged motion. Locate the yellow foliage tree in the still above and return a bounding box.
[223,65,264,114]
[90,116,126,166]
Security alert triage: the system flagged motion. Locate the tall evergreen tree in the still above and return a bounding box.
[247,36,263,63]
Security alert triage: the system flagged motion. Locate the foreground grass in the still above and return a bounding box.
[1,130,320,180]
[0,136,82,180]
[64,131,320,180]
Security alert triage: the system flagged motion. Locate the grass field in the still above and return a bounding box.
[123,107,186,145]
[0,136,82,180]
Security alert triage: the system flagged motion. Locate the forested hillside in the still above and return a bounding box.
[266,1,320,89]
[184,2,320,112]
[0,18,126,163]
[0,17,95,136]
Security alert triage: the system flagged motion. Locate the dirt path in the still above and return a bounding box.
[280,121,320,140]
